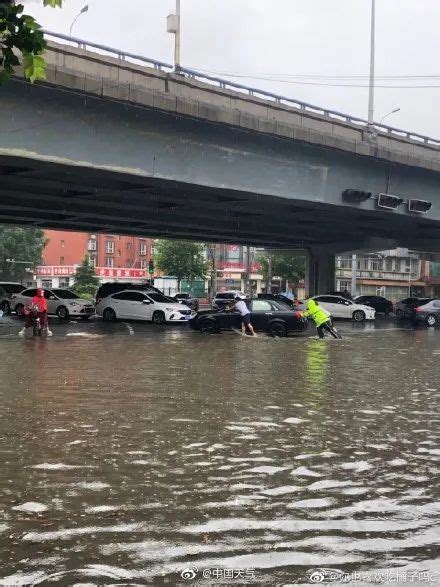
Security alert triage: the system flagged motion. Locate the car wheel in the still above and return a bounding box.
[152,311,166,325]
[426,314,437,327]
[396,309,404,319]
[57,306,69,320]
[103,308,116,322]
[15,303,24,317]
[0,300,10,315]
[269,322,287,337]
[352,310,366,322]
[199,318,218,334]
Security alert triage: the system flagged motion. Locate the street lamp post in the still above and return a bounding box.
[69,4,88,37]
[167,0,181,72]
[379,107,401,126]
[351,254,357,298]
[365,0,376,141]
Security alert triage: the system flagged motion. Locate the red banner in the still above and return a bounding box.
[95,267,148,278]
[217,261,262,271]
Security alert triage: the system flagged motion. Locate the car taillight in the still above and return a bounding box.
[293,311,302,318]
[415,306,422,312]
[96,298,101,305]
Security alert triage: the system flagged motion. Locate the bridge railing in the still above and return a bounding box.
[43,30,440,149]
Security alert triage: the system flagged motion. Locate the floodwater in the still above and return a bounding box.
[0,323,439,585]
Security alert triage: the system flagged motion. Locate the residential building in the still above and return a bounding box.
[36,230,153,288]
[336,248,426,302]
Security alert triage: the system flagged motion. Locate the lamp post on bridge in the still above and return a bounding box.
[167,0,182,73]
[366,0,376,141]
[69,4,89,37]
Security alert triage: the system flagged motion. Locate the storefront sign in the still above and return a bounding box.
[36,266,76,276]
[95,267,148,278]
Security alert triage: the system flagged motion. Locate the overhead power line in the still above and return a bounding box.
[189,67,440,89]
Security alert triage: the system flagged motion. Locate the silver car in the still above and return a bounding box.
[12,288,95,320]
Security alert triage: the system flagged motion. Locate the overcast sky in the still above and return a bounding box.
[24,0,440,137]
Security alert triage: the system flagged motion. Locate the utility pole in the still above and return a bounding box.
[267,255,273,293]
[245,245,251,297]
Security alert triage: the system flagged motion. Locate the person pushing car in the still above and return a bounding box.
[229,295,257,337]
[302,298,341,339]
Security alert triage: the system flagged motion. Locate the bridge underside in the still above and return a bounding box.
[1,154,440,252]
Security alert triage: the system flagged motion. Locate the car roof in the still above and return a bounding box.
[0,281,24,285]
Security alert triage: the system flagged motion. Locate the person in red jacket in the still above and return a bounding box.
[19,288,52,336]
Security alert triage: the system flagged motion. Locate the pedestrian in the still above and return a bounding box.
[302,298,342,339]
[230,294,257,337]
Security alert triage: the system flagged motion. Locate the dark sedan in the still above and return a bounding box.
[411,299,440,326]
[189,298,308,336]
[354,295,393,315]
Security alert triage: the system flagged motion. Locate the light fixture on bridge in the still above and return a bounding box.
[408,199,432,213]
[377,193,403,210]
[342,189,372,202]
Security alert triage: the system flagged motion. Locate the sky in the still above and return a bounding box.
[23,0,440,137]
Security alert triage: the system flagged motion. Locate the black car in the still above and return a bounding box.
[257,293,295,308]
[189,298,308,337]
[0,282,25,314]
[174,292,199,312]
[96,281,162,303]
[353,295,393,315]
[394,297,433,320]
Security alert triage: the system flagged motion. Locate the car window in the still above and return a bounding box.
[271,300,289,311]
[53,290,79,300]
[314,296,334,303]
[336,297,351,305]
[112,292,137,301]
[216,293,234,300]
[147,293,175,304]
[251,300,272,312]
[23,289,36,297]
[44,290,56,299]
[2,283,25,294]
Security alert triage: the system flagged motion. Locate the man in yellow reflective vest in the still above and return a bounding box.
[302,299,342,339]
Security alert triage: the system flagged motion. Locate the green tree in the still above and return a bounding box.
[155,240,208,290]
[1,0,62,85]
[71,256,100,299]
[258,251,306,291]
[0,225,46,281]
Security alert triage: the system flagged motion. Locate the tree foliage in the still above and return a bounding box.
[71,256,100,299]
[0,226,46,280]
[155,240,208,287]
[0,0,62,85]
[258,251,306,287]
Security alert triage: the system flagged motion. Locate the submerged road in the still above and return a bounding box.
[0,317,439,584]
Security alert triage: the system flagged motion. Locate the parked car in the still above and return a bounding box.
[96,290,191,324]
[95,281,162,304]
[0,286,12,315]
[410,299,440,326]
[394,297,433,320]
[310,295,375,322]
[174,292,199,312]
[189,298,308,336]
[12,288,95,319]
[0,282,26,314]
[353,295,393,315]
[257,293,296,308]
[212,291,246,311]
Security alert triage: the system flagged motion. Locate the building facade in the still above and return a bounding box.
[336,249,427,302]
[37,230,153,288]
[210,244,263,294]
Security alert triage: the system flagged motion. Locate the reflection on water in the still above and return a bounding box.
[0,328,440,584]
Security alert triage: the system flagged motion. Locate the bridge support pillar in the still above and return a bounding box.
[305,251,336,297]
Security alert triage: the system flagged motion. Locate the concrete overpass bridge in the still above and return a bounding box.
[1,31,440,292]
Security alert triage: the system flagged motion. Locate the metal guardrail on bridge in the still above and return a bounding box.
[43,30,440,149]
